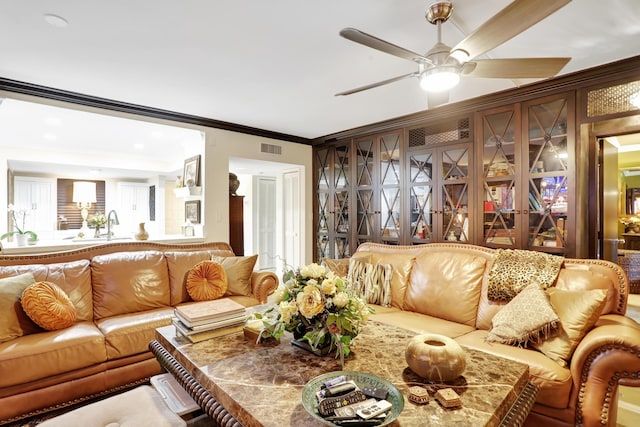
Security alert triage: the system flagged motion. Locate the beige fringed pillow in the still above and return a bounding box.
[486,283,559,346]
[532,287,607,366]
[186,261,228,301]
[21,281,77,331]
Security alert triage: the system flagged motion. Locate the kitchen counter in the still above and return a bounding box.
[0,235,204,255]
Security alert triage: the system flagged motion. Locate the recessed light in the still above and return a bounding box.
[43,132,57,141]
[43,14,69,28]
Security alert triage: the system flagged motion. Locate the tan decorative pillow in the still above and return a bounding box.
[21,281,77,331]
[212,254,258,296]
[186,261,228,301]
[322,258,350,277]
[0,273,39,342]
[533,287,608,366]
[486,283,559,346]
[348,259,393,307]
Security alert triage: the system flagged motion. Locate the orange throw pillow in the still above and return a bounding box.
[21,281,77,331]
[186,261,228,301]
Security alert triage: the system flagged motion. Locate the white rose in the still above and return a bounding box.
[321,278,337,295]
[278,300,298,324]
[271,286,286,304]
[296,285,325,318]
[333,291,349,308]
[300,263,326,279]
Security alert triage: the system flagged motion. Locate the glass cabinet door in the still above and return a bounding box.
[314,142,352,260]
[333,144,351,258]
[316,147,331,258]
[525,96,570,252]
[356,138,375,246]
[480,107,519,248]
[441,145,470,242]
[408,151,434,242]
[379,133,401,244]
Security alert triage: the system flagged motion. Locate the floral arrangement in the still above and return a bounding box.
[1,204,37,241]
[251,263,372,366]
[88,212,107,228]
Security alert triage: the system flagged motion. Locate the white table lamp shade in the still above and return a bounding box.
[72,181,96,204]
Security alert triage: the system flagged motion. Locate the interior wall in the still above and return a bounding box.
[0,91,313,262]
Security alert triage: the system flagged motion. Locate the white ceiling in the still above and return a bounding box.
[1,0,640,182]
[0,0,638,142]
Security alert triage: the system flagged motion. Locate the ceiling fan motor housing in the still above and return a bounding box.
[425,1,453,24]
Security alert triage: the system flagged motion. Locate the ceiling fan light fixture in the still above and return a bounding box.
[449,49,470,64]
[420,66,460,92]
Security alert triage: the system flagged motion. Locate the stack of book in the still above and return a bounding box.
[173,299,247,343]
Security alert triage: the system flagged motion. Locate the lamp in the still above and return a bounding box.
[420,66,460,92]
[72,181,96,237]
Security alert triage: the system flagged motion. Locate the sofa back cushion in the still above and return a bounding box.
[404,250,486,326]
[0,260,93,321]
[165,250,217,305]
[91,251,170,320]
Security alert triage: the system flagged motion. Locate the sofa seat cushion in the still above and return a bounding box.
[225,295,262,308]
[0,321,106,388]
[95,308,174,359]
[372,309,475,338]
[455,330,572,409]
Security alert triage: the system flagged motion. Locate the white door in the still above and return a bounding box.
[283,169,301,272]
[255,176,276,270]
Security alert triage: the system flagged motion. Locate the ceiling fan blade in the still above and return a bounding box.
[340,28,430,63]
[335,72,417,96]
[427,91,449,109]
[451,0,571,61]
[462,57,570,79]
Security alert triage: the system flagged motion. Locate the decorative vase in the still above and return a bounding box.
[229,173,240,196]
[291,338,333,356]
[94,227,102,238]
[405,333,466,382]
[15,234,27,247]
[134,223,149,241]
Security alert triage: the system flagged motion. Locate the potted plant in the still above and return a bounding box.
[88,212,107,238]
[1,204,37,245]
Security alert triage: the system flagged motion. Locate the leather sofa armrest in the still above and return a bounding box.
[569,316,640,426]
[251,271,279,304]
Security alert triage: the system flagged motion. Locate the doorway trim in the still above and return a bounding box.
[582,114,640,258]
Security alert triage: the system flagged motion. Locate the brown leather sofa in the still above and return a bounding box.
[343,243,640,427]
[0,241,278,425]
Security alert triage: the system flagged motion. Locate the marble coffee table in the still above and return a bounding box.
[151,321,537,427]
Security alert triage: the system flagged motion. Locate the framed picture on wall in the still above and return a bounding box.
[185,200,201,224]
[183,155,201,187]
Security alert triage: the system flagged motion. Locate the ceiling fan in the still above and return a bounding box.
[336,0,572,108]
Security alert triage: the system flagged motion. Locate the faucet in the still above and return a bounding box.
[106,210,119,241]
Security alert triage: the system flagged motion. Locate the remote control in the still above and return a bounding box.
[332,420,383,426]
[326,381,357,396]
[318,390,367,417]
[362,386,388,400]
[332,398,377,418]
[355,399,393,420]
